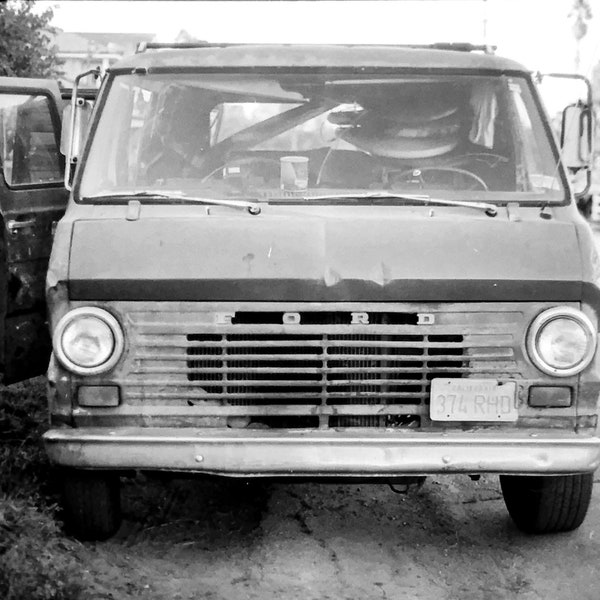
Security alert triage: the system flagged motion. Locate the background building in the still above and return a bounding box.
[54,31,156,86]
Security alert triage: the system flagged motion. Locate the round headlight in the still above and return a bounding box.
[527,307,597,377]
[53,307,124,375]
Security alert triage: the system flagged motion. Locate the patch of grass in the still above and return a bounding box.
[0,378,51,498]
[0,497,89,600]
[0,378,93,600]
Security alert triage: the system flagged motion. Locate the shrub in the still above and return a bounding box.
[0,378,50,497]
[0,379,92,599]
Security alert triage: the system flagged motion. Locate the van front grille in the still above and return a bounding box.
[121,303,525,430]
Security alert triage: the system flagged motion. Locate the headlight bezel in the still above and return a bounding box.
[53,307,125,376]
[526,306,597,377]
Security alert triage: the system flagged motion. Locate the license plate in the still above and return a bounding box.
[430,379,518,422]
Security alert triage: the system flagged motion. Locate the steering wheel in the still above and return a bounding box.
[389,166,489,191]
[201,157,282,183]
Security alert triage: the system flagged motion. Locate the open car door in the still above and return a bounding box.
[0,77,68,383]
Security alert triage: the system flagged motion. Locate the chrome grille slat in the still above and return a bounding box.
[141,340,504,348]
[128,378,430,386]
[133,366,483,375]
[124,391,429,400]
[142,342,496,347]
[103,404,425,415]
[136,352,514,362]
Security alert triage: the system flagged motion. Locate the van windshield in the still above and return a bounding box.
[78,72,565,203]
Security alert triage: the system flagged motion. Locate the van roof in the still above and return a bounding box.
[110,44,528,74]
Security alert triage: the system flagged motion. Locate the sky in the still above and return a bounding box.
[38,0,600,75]
[36,0,600,110]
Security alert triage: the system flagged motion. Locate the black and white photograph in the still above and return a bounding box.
[2,1,600,598]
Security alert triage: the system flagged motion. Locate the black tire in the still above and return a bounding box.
[500,473,593,534]
[61,470,121,541]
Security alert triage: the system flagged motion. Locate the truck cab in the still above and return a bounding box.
[39,43,600,540]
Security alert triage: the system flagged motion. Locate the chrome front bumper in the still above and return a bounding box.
[43,428,600,476]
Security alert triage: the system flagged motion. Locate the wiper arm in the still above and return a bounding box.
[296,192,498,216]
[162,191,262,213]
[85,191,262,214]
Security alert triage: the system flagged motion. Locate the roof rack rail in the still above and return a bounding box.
[135,41,497,54]
[136,41,217,53]
[428,43,496,54]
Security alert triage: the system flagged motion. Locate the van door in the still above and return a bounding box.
[0,77,68,383]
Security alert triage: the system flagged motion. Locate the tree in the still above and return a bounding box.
[570,0,593,73]
[0,0,59,78]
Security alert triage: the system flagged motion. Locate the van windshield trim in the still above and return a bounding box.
[74,70,569,206]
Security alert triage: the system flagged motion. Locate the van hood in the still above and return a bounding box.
[68,209,583,302]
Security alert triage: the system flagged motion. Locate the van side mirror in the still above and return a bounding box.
[561,102,593,169]
[62,67,100,190]
[561,103,593,197]
[60,100,92,160]
[535,72,593,199]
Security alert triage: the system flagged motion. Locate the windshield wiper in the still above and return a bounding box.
[85,191,262,214]
[291,192,498,216]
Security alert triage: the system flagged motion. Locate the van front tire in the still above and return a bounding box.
[61,470,121,541]
[499,473,593,534]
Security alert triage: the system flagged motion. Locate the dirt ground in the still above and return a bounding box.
[74,473,600,600]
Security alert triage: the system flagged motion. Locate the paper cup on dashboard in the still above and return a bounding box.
[280,156,309,192]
